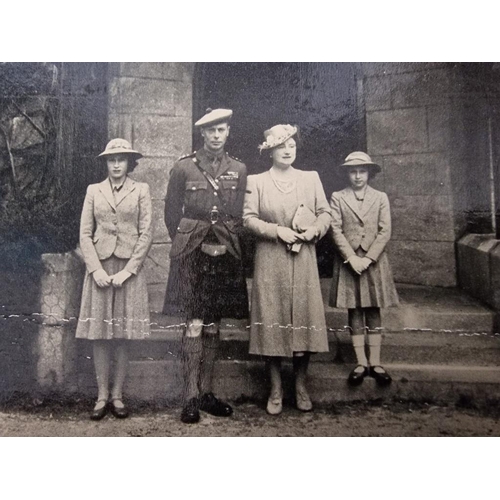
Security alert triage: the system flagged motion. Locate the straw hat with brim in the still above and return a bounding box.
[97,138,143,159]
[339,151,381,173]
[259,124,298,151]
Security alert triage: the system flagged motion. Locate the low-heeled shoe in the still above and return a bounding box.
[369,366,392,386]
[266,393,283,415]
[296,390,313,412]
[347,366,369,386]
[110,400,129,419]
[199,392,233,417]
[90,402,108,421]
[181,397,200,424]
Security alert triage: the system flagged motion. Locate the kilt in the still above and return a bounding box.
[329,248,399,309]
[163,247,249,321]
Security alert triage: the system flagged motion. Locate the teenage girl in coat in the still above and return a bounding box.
[329,152,399,386]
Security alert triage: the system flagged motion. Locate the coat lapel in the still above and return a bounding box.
[342,188,364,221]
[115,176,136,207]
[360,185,377,219]
[98,179,116,211]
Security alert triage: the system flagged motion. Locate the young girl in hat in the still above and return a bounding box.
[76,138,153,420]
[329,151,398,386]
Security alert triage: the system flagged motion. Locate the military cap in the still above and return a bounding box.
[194,108,233,128]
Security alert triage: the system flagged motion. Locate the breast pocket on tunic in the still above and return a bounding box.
[185,180,208,209]
[220,179,239,205]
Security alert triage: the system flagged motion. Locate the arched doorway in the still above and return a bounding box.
[193,62,365,276]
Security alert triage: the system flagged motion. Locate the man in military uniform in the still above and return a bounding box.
[163,108,249,424]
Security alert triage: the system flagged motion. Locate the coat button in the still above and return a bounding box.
[214,192,218,196]
[191,187,196,190]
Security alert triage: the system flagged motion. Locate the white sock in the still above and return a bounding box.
[351,335,368,367]
[367,334,382,366]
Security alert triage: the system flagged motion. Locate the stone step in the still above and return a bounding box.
[149,281,496,335]
[77,328,500,367]
[76,359,500,404]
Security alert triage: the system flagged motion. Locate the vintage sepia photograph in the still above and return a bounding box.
[1,61,499,440]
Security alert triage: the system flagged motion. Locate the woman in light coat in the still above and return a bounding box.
[243,125,331,415]
[76,138,153,420]
[329,151,398,387]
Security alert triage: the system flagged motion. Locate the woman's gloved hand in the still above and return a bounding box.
[93,269,112,288]
[110,270,132,288]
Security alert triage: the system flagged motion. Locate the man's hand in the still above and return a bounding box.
[277,226,300,244]
[93,269,112,288]
[110,270,132,288]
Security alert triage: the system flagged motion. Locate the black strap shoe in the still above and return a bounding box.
[110,399,129,419]
[199,392,233,417]
[348,365,369,386]
[90,400,108,421]
[181,397,200,424]
[369,366,392,386]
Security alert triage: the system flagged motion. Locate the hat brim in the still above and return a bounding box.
[259,130,298,151]
[340,160,381,173]
[97,148,143,159]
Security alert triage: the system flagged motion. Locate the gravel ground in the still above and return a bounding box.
[0,395,499,436]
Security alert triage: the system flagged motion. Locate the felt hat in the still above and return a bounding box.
[339,151,381,173]
[258,124,298,151]
[97,138,143,159]
[194,108,233,128]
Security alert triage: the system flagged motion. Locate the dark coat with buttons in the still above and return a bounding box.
[165,149,248,260]
[79,176,153,275]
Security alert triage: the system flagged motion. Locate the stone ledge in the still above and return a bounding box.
[457,233,500,310]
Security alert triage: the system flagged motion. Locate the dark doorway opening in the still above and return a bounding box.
[193,62,365,277]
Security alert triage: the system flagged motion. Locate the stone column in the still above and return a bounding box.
[35,250,84,392]
[362,63,460,287]
[107,63,195,311]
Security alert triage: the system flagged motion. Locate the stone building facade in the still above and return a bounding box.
[106,62,497,302]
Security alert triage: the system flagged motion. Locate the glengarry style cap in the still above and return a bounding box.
[97,138,143,159]
[194,108,233,128]
[258,124,298,151]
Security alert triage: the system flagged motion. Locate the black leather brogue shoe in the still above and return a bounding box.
[199,392,233,417]
[181,397,200,424]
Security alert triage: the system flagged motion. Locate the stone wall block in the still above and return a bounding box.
[428,104,453,152]
[174,80,193,117]
[143,243,171,285]
[110,77,176,115]
[361,63,449,77]
[132,116,192,158]
[388,240,457,287]
[119,62,195,82]
[151,199,170,244]
[392,69,452,108]
[364,75,392,111]
[391,195,456,242]
[130,157,175,201]
[108,112,133,143]
[367,108,428,155]
[383,153,451,196]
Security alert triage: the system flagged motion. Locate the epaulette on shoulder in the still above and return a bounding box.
[178,151,196,161]
[227,152,244,163]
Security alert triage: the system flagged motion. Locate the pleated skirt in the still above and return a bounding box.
[76,256,150,340]
[329,248,399,309]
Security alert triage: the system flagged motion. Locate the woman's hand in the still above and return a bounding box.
[110,270,132,288]
[93,269,112,288]
[277,226,300,244]
[347,256,371,275]
[297,227,319,243]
